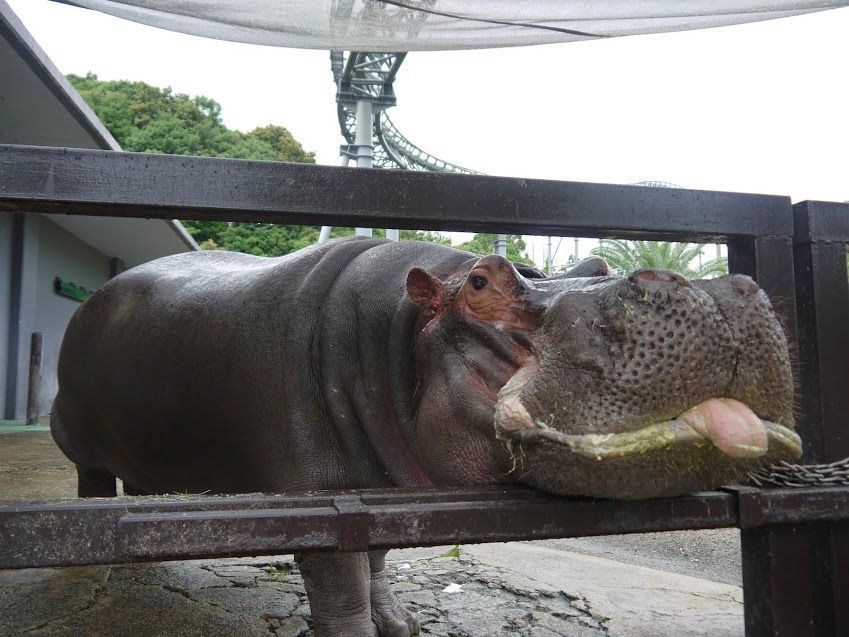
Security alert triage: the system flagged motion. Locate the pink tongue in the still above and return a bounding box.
[681,398,768,459]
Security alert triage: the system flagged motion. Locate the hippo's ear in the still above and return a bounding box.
[406,268,444,312]
[563,256,611,278]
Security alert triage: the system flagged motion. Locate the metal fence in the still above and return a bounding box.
[0,144,847,636]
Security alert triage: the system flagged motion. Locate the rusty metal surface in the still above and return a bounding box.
[2,485,847,571]
[729,486,849,529]
[0,144,793,241]
[0,486,740,569]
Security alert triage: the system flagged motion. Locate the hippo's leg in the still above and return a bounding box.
[296,551,377,637]
[76,466,116,497]
[369,549,421,636]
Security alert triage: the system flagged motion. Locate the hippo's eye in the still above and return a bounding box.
[471,276,487,291]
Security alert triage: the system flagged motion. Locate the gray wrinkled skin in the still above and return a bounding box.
[51,237,799,636]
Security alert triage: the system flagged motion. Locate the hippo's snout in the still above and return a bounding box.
[629,267,691,287]
[493,268,799,499]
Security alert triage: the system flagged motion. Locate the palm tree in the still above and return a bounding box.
[590,240,727,279]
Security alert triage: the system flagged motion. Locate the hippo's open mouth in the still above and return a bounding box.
[493,366,802,465]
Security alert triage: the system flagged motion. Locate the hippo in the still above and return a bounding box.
[51,237,801,637]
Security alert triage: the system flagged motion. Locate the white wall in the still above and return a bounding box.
[32,217,110,416]
[1,215,111,420]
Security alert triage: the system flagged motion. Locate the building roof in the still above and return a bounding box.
[0,0,198,266]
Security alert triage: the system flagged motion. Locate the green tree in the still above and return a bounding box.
[590,240,727,278]
[69,73,459,257]
[68,73,324,256]
[182,221,321,256]
[456,234,533,265]
[68,73,315,162]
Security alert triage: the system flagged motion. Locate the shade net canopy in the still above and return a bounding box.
[57,1,849,50]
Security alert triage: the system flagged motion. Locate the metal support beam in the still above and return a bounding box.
[793,201,849,463]
[4,214,25,420]
[0,146,793,241]
[0,487,739,569]
[3,213,38,421]
[729,201,849,637]
[732,484,849,636]
[354,98,373,238]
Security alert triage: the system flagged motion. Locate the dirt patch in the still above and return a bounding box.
[0,429,77,501]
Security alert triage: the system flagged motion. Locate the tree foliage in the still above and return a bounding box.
[455,234,533,265]
[590,239,727,279]
[68,73,315,162]
[179,223,454,257]
[180,221,321,256]
[69,73,457,257]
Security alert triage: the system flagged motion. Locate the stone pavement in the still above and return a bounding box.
[0,544,743,636]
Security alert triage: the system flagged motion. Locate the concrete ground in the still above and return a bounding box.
[0,425,744,636]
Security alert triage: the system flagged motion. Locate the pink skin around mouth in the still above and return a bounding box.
[680,398,768,458]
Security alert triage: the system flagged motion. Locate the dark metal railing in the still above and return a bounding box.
[1,143,847,637]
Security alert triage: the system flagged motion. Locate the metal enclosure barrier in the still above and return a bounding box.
[786,200,849,637]
[1,144,848,636]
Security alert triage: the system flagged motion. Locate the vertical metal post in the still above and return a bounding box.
[354,99,373,238]
[741,522,824,637]
[574,237,579,263]
[25,332,42,426]
[790,201,849,637]
[546,236,553,275]
[727,198,820,637]
[793,201,849,462]
[5,214,24,420]
[108,257,122,279]
[494,234,507,257]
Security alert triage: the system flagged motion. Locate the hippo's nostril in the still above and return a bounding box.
[730,275,760,296]
[628,268,691,287]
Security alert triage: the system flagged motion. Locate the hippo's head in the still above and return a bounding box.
[406,255,801,499]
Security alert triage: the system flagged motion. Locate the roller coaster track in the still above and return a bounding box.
[332,51,479,174]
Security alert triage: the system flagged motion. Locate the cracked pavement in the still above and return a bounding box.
[0,546,743,636]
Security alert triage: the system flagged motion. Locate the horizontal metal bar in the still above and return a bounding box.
[0,486,737,568]
[3,484,847,569]
[366,492,738,548]
[117,507,339,560]
[0,144,792,240]
[733,486,849,528]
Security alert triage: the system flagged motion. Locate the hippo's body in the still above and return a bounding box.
[53,238,465,496]
[52,237,801,637]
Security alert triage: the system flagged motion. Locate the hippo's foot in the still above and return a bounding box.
[296,551,419,637]
[370,550,421,636]
[296,551,377,636]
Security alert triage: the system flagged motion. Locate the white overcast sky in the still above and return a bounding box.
[7,1,849,267]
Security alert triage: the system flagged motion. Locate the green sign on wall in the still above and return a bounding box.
[54,278,93,303]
